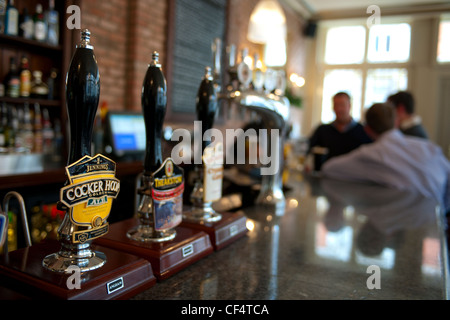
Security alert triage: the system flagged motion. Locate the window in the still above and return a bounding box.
[367,23,411,63]
[320,22,411,123]
[437,20,450,63]
[324,26,366,65]
[364,68,408,108]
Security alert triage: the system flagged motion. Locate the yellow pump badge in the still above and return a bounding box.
[60,154,120,228]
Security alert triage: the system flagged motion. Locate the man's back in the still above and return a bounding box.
[322,129,450,211]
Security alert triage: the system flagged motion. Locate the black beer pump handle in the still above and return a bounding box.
[66,29,100,165]
[196,66,218,152]
[142,52,167,175]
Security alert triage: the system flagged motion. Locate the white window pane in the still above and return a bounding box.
[324,26,366,65]
[437,21,450,63]
[367,23,411,63]
[264,38,287,67]
[364,68,408,109]
[321,69,363,123]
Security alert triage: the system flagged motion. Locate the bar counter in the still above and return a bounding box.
[130,169,449,300]
[0,168,448,300]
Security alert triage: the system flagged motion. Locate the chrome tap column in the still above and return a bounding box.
[219,45,290,212]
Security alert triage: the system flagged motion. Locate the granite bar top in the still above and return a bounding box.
[131,171,449,300]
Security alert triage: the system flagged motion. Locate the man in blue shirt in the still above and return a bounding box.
[322,103,450,214]
[308,92,372,164]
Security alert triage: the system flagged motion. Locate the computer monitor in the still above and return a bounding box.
[105,111,146,160]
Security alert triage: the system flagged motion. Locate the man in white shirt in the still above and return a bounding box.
[322,103,450,214]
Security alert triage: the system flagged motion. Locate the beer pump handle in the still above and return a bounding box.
[65,29,100,165]
[196,67,218,152]
[141,52,167,176]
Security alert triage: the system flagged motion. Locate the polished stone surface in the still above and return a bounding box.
[132,171,449,300]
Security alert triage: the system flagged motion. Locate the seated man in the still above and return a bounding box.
[387,91,428,139]
[308,92,372,163]
[322,103,450,213]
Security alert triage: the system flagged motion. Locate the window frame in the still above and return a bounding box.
[316,17,412,123]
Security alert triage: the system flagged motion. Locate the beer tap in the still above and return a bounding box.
[43,29,120,273]
[127,52,184,242]
[186,67,223,223]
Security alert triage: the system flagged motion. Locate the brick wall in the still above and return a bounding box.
[81,0,168,112]
[79,0,306,113]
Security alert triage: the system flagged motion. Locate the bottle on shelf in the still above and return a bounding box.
[52,118,62,162]
[19,55,31,98]
[19,7,33,39]
[33,3,46,42]
[42,107,54,154]
[31,70,49,99]
[45,0,59,45]
[0,103,6,148]
[21,102,34,152]
[0,0,6,34]
[33,102,43,153]
[4,0,18,36]
[4,104,15,149]
[46,68,58,100]
[4,56,20,98]
[11,105,19,149]
[15,106,24,148]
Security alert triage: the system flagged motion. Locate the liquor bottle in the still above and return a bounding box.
[21,102,34,152]
[141,51,167,175]
[19,56,31,98]
[33,103,43,153]
[0,0,7,34]
[4,0,18,36]
[52,118,63,162]
[31,71,49,99]
[45,0,59,45]
[42,108,54,154]
[0,103,6,148]
[19,7,33,39]
[4,104,15,149]
[4,57,20,98]
[33,4,46,42]
[237,48,252,91]
[65,29,100,164]
[196,66,217,152]
[47,68,58,100]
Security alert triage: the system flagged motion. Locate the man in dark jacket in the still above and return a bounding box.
[308,92,372,166]
[387,91,428,139]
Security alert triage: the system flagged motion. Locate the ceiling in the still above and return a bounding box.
[281,0,450,20]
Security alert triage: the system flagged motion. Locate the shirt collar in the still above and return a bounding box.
[400,115,422,130]
[331,118,357,132]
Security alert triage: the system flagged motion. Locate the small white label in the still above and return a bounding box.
[107,277,124,294]
[230,224,239,237]
[182,244,194,258]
